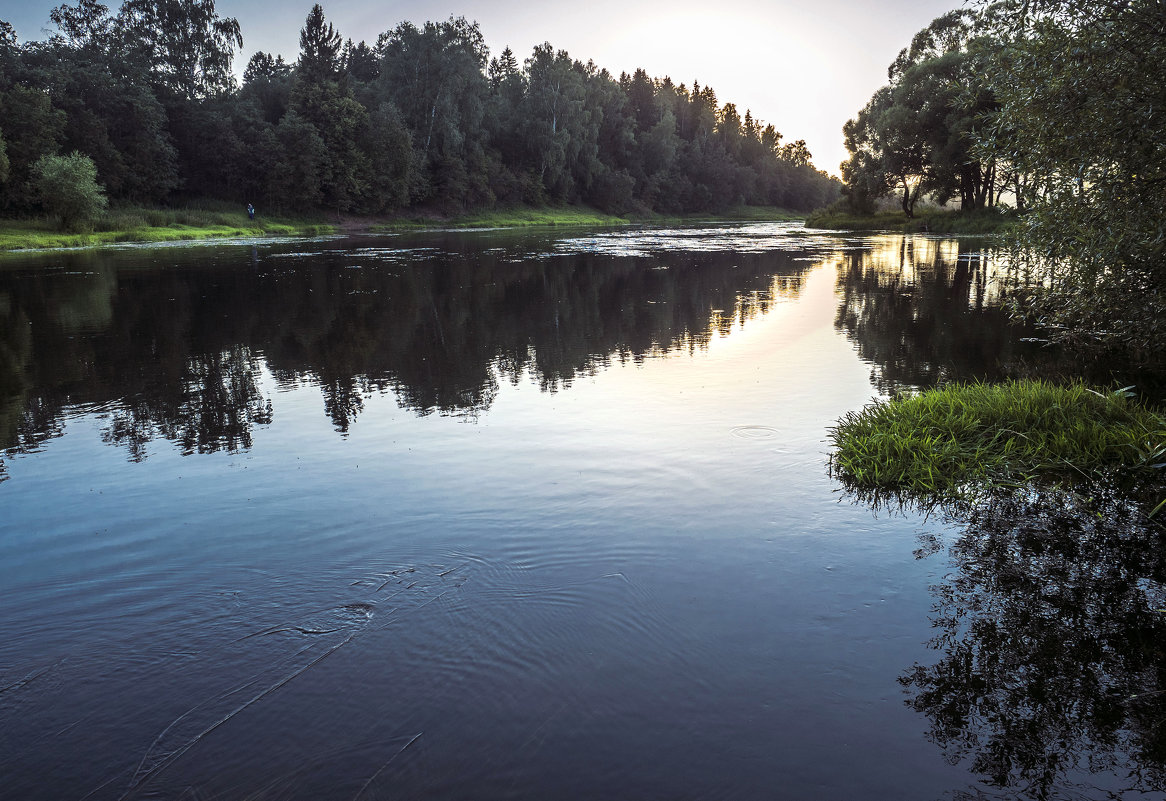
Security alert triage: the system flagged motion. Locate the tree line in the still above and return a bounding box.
[840,0,1165,362]
[0,0,840,220]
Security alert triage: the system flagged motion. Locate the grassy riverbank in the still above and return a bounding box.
[0,204,334,251]
[373,204,803,231]
[370,205,632,231]
[806,207,1016,234]
[1,203,809,251]
[829,380,1165,505]
[644,205,806,224]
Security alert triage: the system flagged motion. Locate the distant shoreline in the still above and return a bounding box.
[0,204,808,253]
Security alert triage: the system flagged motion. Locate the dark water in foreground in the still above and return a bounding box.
[1,224,1163,800]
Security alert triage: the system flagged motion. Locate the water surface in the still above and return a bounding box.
[1,223,1162,800]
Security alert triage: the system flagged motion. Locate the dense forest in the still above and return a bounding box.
[0,0,840,221]
[838,0,1165,362]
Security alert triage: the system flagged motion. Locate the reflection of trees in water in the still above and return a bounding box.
[903,487,1166,799]
[0,288,43,481]
[834,236,1052,393]
[0,242,808,460]
[100,347,273,458]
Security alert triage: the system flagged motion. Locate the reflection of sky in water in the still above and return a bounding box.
[0,226,1145,801]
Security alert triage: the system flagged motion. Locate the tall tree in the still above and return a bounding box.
[35,4,180,201]
[376,16,491,205]
[289,4,370,213]
[0,86,67,210]
[117,0,243,100]
[840,11,996,217]
[241,50,292,124]
[296,3,341,83]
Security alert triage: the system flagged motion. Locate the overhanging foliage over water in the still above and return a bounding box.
[839,0,1166,362]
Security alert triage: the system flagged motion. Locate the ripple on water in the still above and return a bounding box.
[730,425,781,440]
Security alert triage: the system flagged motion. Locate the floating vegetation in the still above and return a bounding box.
[829,380,1165,508]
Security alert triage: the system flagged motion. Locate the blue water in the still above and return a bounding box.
[0,224,1159,800]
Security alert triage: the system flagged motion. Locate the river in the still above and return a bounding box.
[1,223,1162,800]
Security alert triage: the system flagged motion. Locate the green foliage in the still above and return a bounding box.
[838,2,1164,362]
[272,109,328,208]
[0,126,9,184]
[31,151,108,230]
[841,11,1002,218]
[829,380,1165,500]
[0,3,838,222]
[975,0,1166,362]
[0,85,67,210]
[375,205,629,230]
[296,4,341,83]
[117,0,243,100]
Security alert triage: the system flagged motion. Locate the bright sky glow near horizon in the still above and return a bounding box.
[5,0,963,176]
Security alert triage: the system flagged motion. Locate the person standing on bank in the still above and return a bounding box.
[247,203,255,220]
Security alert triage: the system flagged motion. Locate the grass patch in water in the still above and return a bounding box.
[829,380,1165,502]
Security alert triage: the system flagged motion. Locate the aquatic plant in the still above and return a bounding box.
[829,380,1165,505]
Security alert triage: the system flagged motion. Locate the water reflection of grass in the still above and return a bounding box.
[829,380,1165,509]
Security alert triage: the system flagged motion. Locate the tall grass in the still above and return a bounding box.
[829,380,1165,504]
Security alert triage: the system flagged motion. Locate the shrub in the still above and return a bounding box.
[31,152,108,232]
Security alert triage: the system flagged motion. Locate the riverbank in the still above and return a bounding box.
[0,203,807,252]
[0,205,335,251]
[377,204,806,230]
[359,204,806,232]
[805,207,1016,234]
[369,205,631,231]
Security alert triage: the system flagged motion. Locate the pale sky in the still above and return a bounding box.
[6,0,964,176]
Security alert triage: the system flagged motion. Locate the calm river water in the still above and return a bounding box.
[1,223,1163,800]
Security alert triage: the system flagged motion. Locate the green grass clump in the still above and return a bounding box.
[829,380,1165,500]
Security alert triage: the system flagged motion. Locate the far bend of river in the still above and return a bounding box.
[2,223,1164,801]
